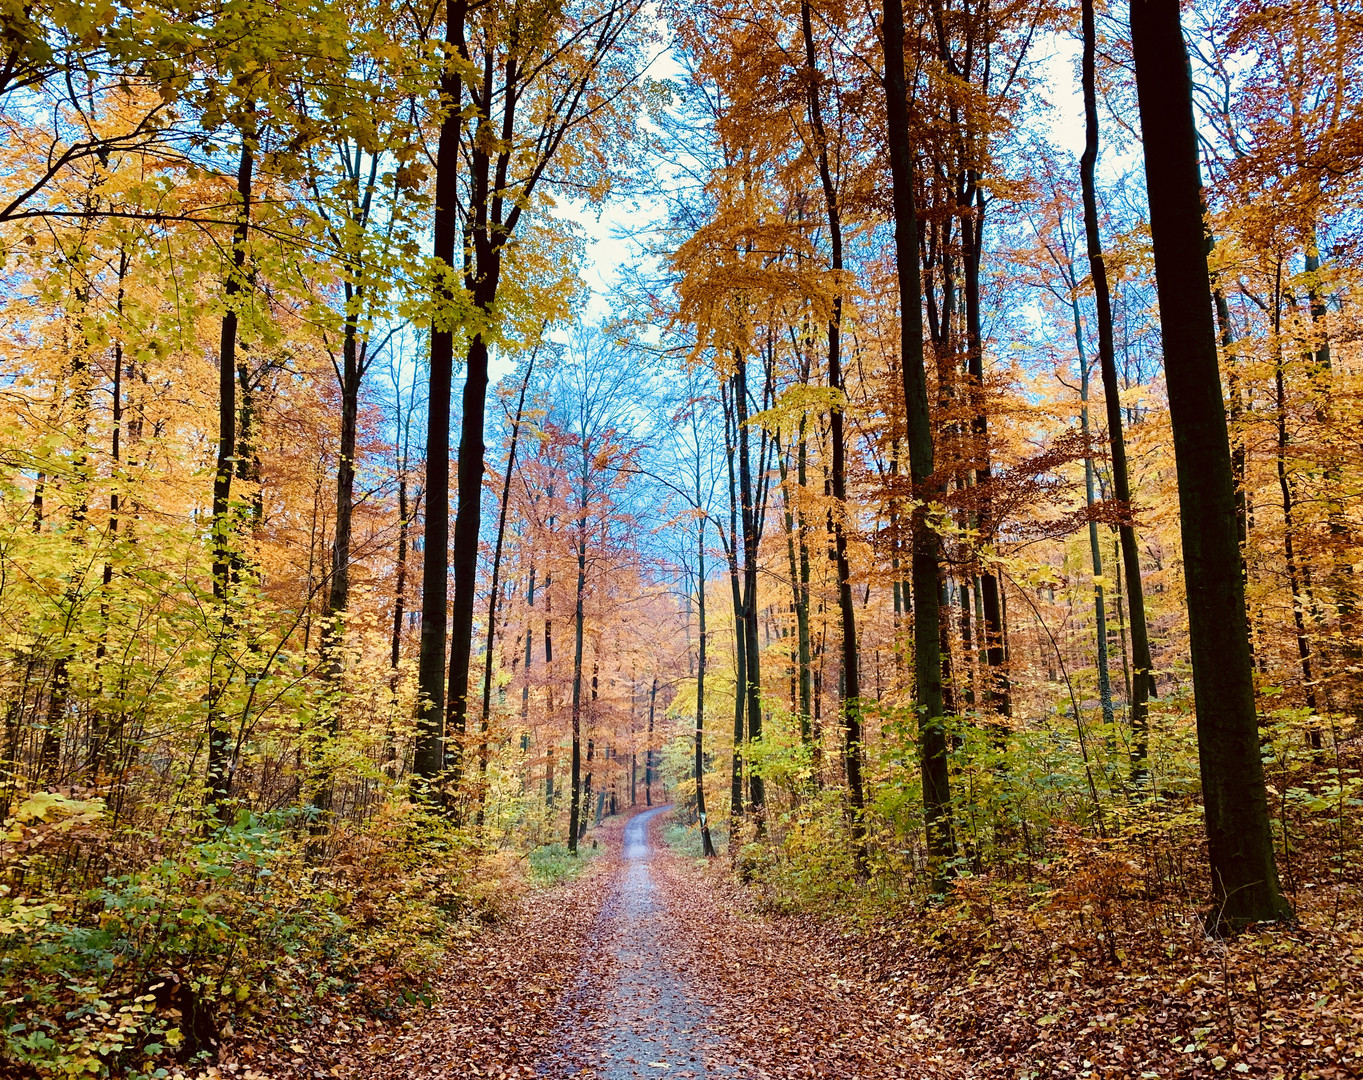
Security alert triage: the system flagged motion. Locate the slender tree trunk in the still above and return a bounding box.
[392,477,411,674]
[474,353,536,826]
[90,252,127,775]
[646,677,658,807]
[521,562,534,737]
[778,432,815,749]
[1081,0,1152,774]
[414,3,466,789]
[206,129,254,820]
[881,0,955,874]
[1069,295,1116,731]
[1304,239,1360,717]
[802,0,862,858]
[1130,0,1292,928]
[722,385,746,823]
[696,535,716,856]
[1271,276,1321,732]
[734,362,765,820]
[963,191,1010,721]
[568,513,588,852]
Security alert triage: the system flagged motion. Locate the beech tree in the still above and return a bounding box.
[1130,0,1292,928]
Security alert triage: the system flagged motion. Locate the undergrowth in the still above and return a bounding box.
[526,841,600,886]
[0,792,499,1079]
[707,703,1363,1076]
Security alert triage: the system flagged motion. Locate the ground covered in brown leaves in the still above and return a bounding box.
[202,806,939,1080]
[198,804,1359,1080]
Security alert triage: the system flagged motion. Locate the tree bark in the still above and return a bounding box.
[696,528,717,857]
[567,490,589,851]
[474,353,536,826]
[734,360,766,820]
[1081,0,1153,773]
[1130,0,1292,928]
[206,128,254,820]
[1069,294,1116,732]
[802,0,863,860]
[414,1,466,789]
[881,0,955,875]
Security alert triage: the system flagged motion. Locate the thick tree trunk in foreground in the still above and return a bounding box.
[881,0,955,875]
[1130,0,1292,929]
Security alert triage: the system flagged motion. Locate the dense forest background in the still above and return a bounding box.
[1,0,1361,1074]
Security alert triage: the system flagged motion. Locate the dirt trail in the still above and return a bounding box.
[537,805,739,1079]
[366,807,935,1080]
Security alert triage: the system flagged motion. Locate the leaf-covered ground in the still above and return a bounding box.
[200,805,1359,1080]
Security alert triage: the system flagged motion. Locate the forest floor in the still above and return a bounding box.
[216,805,938,1080]
[209,801,1362,1080]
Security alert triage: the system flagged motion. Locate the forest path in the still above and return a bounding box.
[368,806,939,1080]
[535,805,740,1079]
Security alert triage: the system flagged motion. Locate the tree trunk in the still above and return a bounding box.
[1271,275,1321,734]
[414,2,466,789]
[696,534,716,856]
[474,354,536,826]
[734,361,765,820]
[1069,294,1116,731]
[646,677,658,807]
[1081,0,1153,774]
[963,191,1010,721]
[881,0,955,875]
[568,517,588,852]
[722,385,746,823]
[206,129,254,820]
[802,0,862,859]
[1130,0,1292,928]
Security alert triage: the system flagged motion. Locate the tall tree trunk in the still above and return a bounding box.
[391,477,411,675]
[1130,0,1292,928]
[963,191,1010,721]
[90,251,127,775]
[521,561,535,747]
[1081,0,1153,773]
[696,536,716,856]
[206,128,254,820]
[778,433,813,747]
[734,361,766,820]
[568,510,588,852]
[311,302,362,825]
[474,353,536,826]
[645,677,658,807]
[1069,294,1116,731]
[881,0,955,874]
[1305,237,1360,717]
[802,0,863,858]
[1271,274,1321,734]
[722,384,746,823]
[414,2,466,789]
